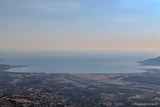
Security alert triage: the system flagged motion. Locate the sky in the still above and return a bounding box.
[0,0,160,50]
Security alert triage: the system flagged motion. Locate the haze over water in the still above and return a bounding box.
[0,50,160,73]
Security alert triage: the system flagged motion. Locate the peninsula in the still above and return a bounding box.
[139,56,160,66]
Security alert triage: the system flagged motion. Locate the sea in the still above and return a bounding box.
[0,50,160,73]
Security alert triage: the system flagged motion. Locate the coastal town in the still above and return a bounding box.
[0,64,160,107]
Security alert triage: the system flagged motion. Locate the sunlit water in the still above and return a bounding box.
[0,50,160,73]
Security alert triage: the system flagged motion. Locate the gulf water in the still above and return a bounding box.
[0,50,160,73]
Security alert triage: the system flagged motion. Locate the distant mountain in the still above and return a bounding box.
[139,56,160,66]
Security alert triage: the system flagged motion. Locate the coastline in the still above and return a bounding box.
[0,62,160,106]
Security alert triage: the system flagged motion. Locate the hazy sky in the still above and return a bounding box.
[0,0,160,50]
